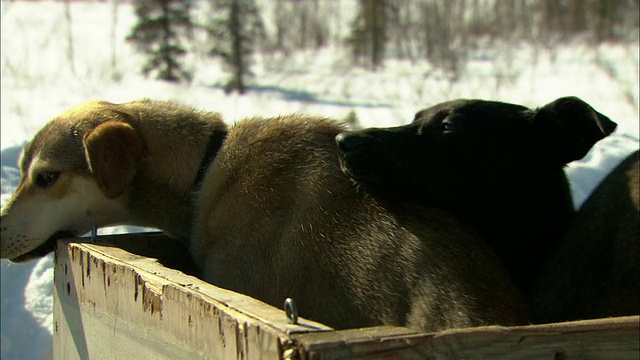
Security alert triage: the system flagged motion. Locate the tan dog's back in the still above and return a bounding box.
[192,115,529,330]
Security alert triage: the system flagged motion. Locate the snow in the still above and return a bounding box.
[1,1,638,359]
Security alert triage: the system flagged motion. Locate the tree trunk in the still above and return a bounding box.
[64,0,76,76]
[111,0,118,78]
[229,0,246,94]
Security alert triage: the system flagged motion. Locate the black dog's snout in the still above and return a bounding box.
[336,133,364,154]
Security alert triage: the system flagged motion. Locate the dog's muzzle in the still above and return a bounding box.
[10,230,76,263]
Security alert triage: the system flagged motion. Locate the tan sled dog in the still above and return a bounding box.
[1,99,528,331]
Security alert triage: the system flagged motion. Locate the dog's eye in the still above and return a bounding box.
[442,120,455,133]
[35,172,59,188]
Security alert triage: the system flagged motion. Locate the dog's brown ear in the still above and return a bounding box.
[83,121,145,198]
[534,96,617,164]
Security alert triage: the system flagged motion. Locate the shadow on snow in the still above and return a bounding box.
[208,83,392,109]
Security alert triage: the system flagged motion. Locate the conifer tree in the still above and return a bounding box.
[127,0,193,82]
[207,0,265,94]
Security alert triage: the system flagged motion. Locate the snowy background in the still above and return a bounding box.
[1,1,638,359]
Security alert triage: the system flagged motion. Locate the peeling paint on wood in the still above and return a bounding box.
[53,233,640,360]
[54,233,330,360]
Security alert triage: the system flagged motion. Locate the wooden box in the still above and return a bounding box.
[53,233,639,359]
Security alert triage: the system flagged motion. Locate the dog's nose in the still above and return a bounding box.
[336,133,364,154]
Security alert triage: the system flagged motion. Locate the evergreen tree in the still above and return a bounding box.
[207,0,265,94]
[127,0,193,82]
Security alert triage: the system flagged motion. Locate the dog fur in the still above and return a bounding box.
[0,100,225,262]
[532,150,639,323]
[1,99,528,331]
[335,97,617,297]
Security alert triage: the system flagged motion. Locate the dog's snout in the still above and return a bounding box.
[336,133,365,154]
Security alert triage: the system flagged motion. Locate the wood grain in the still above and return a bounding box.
[53,233,639,360]
[53,233,330,360]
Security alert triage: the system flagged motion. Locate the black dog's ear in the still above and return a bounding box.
[534,96,617,164]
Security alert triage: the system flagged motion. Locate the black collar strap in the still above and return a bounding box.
[194,130,227,187]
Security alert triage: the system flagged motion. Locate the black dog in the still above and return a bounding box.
[532,150,639,323]
[336,97,617,296]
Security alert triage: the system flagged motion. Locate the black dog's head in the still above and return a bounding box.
[336,97,617,206]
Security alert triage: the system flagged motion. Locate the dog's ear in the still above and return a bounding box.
[534,96,617,165]
[83,121,145,198]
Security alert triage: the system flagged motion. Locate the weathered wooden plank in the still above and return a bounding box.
[292,316,640,360]
[53,233,639,360]
[53,234,331,360]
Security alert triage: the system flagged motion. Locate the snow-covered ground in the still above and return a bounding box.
[1,1,638,359]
